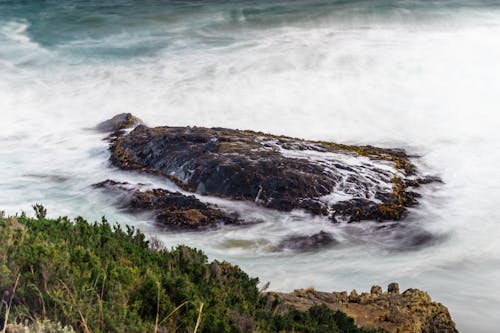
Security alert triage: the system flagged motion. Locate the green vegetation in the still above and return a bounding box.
[0,207,379,333]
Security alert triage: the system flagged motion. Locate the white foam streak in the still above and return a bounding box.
[1,21,36,47]
[274,142,397,204]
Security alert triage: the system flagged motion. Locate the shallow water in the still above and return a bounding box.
[1,1,500,331]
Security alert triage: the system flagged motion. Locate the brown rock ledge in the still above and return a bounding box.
[272,283,458,333]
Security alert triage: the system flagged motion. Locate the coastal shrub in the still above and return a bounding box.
[0,207,379,333]
[32,204,47,219]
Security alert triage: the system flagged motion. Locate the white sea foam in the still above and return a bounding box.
[267,140,398,204]
[1,21,39,48]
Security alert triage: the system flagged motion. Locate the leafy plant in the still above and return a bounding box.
[31,205,46,220]
[0,208,380,333]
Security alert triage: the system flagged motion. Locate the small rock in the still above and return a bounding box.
[370,285,382,296]
[93,179,241,229]
[349,289,360,303]
[388,282,400,294]
[334,291,348,303]
[96,113,142,133]
[277,231,337,252]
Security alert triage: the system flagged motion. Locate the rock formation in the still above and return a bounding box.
[277,231,337,251]
[93,180,241,229]
[96,113,142,133]
[100,114,437,224]
[274,284,458,333]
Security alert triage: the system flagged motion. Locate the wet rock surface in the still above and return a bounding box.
[277,231,337,251]
[274,284,458,333]
[93,180,241,229]
[104,115,436,223]
[96,113,142,138]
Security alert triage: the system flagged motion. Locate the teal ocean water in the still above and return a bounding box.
[2,1,500,331]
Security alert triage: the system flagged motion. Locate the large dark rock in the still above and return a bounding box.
[106,116,435,223]
[94,180,240,229]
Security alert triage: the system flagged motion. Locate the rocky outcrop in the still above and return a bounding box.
[274,284,458,333]
[93,180,241,229]
[103,115,436,223]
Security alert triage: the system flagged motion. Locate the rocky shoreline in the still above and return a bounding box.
[88,114,457,332]
[1,210,459,333]
[273,283,458,333]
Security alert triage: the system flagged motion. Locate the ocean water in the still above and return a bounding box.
[1,0,500,331]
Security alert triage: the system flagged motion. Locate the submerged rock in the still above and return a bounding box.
[93,180,240,229]
[277,231,337,251]
[274,284,458,333]
[105,116,434,223]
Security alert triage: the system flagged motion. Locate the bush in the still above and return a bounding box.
[0,207,380,333]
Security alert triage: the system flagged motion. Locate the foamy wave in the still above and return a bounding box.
[1,21,40,48]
